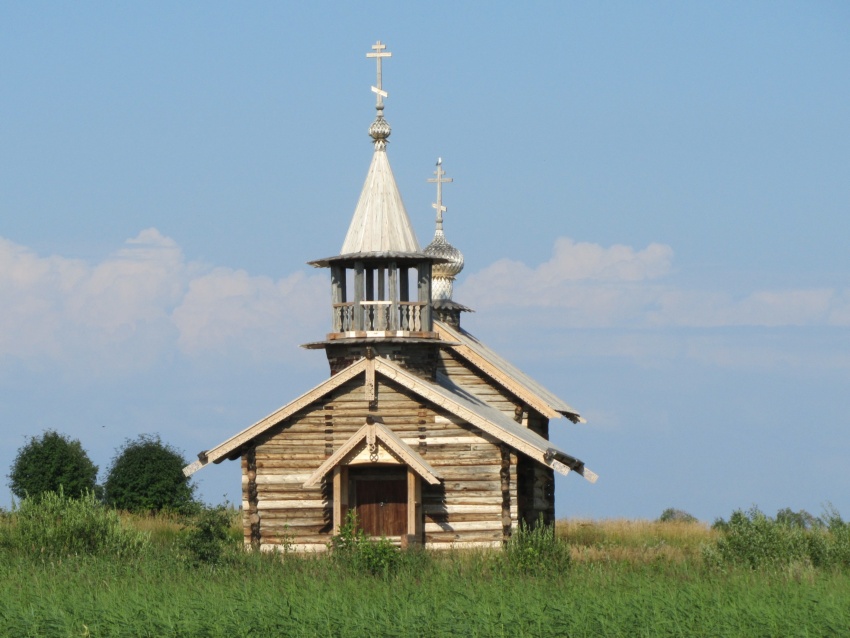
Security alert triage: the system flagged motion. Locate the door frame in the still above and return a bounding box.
[333,464,422,546]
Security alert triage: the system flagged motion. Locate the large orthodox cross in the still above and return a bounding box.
[428,158,453,228]
[366,41,391,109]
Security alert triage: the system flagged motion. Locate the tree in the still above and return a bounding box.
[8,430,98,499]
[104,434,196,512]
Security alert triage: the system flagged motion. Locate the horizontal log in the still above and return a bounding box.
[425,541,502,551]
[425,521,503,533]
[259,543,328,553]
[256,461,323,470]
[258,521,330,531]
[253,474,312,485]
[424,504,502,514]
[258,499,329,510]
[425,513,503,525]
[255,452,326,461]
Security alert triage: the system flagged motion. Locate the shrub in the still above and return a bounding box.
[708,507,809,570]
[658,508,698,524]
[3,489,149,557]
[820,506,850,568]
[775,508,820,530]
[8,430,98,499]
[179,505,240,566]
[104,435,196,513]
[330,512,403,576]
[505,516,571,574]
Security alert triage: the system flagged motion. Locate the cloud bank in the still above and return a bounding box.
[0,230,325,371]
[459,236,849,329]
[2,231,846,375]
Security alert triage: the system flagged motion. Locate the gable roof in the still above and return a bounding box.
[435,319,584,423]
[303,420,441,488]
[183,356,596,483]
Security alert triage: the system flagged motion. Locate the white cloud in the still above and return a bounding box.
[0,230,326,371]
[458,236,848,330]
[172,268,325,357]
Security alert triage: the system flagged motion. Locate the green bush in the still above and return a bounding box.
[104,435,196,513]
[7,430,98,499]
[3,489,149,557]
[706,505,850,571]
[504,516,571,574]
[330,512,404,576]
[179,505,240,566]
[821,506,850,568]
[775,507,820,530]
[708,507,809,570]
[658,508,697,524]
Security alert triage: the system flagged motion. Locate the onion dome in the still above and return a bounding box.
[425,229,464,277]
[423,159,464,301]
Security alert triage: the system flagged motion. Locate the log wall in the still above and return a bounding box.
[437,349,520,419]
[242,373,520,551]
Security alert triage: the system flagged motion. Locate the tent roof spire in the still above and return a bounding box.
[340,40,420,255]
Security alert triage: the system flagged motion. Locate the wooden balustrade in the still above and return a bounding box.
[398,302,422,331]
[332,301,427,333]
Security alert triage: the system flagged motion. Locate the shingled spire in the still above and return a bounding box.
[340,41,420,255]
[308,41,448,366]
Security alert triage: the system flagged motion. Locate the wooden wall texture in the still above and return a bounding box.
[241,373,526,551]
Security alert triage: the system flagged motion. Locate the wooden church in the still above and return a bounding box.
[184,42,596,551]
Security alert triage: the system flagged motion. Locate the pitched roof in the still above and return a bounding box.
[435,319,584,423]
[183,357,595,483]
[339,147,421,255]
[303,420,441,488]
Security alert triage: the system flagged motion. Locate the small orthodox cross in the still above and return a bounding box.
[366,41,392,109]
[428,158,453,228]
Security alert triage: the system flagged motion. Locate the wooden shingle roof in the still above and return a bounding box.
[434,320,584,423]
[339,147,420,255]
[183,357,595,483]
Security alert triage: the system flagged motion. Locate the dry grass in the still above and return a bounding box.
[558,518,717,564]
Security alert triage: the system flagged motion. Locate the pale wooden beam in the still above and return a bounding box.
[353,262,364,330]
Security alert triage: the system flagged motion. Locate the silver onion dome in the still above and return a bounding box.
[369,114,391,144]
[424,230,464,277]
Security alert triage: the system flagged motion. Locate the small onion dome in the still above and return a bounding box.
[369,114,391,143]
[424,230,464,277]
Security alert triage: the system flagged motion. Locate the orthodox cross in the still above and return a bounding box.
[366,41,391,109]
[428,158,453,229]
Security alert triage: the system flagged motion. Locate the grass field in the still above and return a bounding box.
[1,502,849,637]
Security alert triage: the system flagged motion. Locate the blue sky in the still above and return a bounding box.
[1,2,848,521]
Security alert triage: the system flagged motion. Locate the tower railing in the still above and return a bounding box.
[332,301,427,332]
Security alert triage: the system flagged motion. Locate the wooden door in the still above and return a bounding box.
[350,467,407,537]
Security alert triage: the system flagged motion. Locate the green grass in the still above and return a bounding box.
[1,550,848,637]
[1,504,849,637]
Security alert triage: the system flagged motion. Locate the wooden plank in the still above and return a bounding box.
[435,323,561,419]
[424,521,503,533]
[260,543,327,553]
[426,541,501,550]
[185,360,367,475]
[257,500,329,510]
[374,359,569,476]
[424,504,502,514]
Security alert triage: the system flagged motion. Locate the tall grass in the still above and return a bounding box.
[558,517,715,564]
[1,501,849,636]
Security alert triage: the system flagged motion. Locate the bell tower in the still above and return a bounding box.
[305,41,448,379]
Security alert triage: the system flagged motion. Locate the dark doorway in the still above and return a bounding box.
[349,466,407,537]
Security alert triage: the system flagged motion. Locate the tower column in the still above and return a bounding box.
[389,262,398,330]
[353,262,364,331]
[417,261,432,332]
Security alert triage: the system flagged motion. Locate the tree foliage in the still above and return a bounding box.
[658,508,698,524]
[104,435,196,513]
[8,430,98,499]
